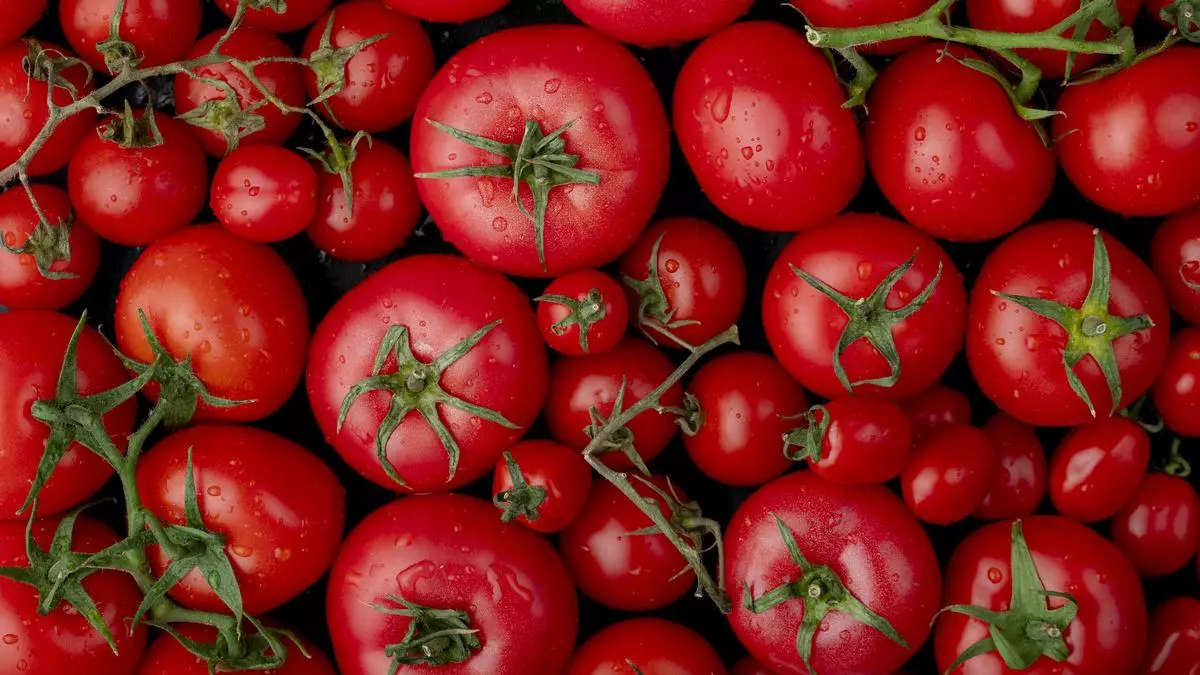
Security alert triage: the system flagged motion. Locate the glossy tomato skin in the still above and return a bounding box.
[968,220,1170,426]
[137,626,336,675]
[794,0,934,54]
[491,439,592,533]
[866,44,1054,242]
[974,412,1047,520]
[0,184,99,310]
[1111,473,1200,577]
[562,0,752,47]
[902,424,996,525]
[935,516,1147,675]
[69,109,208,246]
[1048,416,1150,522]
[807,396,913,485]
[302,1,434,133]
[0,1,46,44]
[383,0,509,22]
[137,425,345,614]
[215,0,332,33]
[0,311,136,519]
[212,145,317,243]
[308,254,547,493]
[0,40,96,176]
[763,213,967,401]
[115,226,310,422]
[1054,47,1200,217]
[727,471,941,675]
[674,22,863,232]
[1154,327,1200,437]
[59,0,202,73]
[536,269,628,356]
[327,493,578,675]
[683,351,808,487]
[1151,206,1200,325]
[1137,597,1200,675]
[903,384,972,442]
[567,618,728,675]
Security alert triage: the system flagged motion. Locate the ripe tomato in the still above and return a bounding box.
[683,351,807,487]
[136,625,335,675]
[727,471,941,675]
[215,0,332,33]
[174,28,305,157]
[491,439,592,534]
[412,25,669,277]
[902,384,972,442]
[1048,416,1150,522]
[535,269,629,356]
[327,493,578,675]
[974,412,1047,520]
[732,656,776,675]
[562,0,752,47]
[968,221,1170,426]
[1054,46,1200,217]
[0,184,99,310]
[567,618,728,675]
[211,145,317,243]
[382,0,509,22]
[0,40,96,176]
[1111,473,1200,577]
[795,0,935,54]
[618,217,746,349]
[1138,597,1200,675]
[308,254,547,493]
[902,424,996,525]
[674,22,863,232]
[59,0,202,73]
[763,213,967,401]
[0,311,136,519]
[302,1,434,133]
[1154,327,1200,438]
[69,107,208,246]
[115,226,310,422]
[1151,205,1200,326]
[0,1,46,44]
[789,395,913,485]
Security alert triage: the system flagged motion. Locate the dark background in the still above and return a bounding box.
[20,0,1200,672]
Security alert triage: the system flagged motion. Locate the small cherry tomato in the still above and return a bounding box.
[59,0,202,73]
[1137,596,1200,675]
[788,396,913,485]
[382,0,509,23]
[1151,205,1200,326]
[0,40,96,176]
[1049,416,1151,522]
[491,439,592,534]
[1111,473,1200,577]
[0,184,99,310]
[1154,327,1200,438]
[974,412,1047,521]
[902,384,972,442]
[535,269,629,356]
[902,424,995,525]
[215,0,332,33]
[567,618,728,675]
[211,145,317,243]
[562,0,753,48]
[793,0,935,54]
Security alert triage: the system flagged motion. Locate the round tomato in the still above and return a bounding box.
[674,22,863,232]
[308,254,547,493]
[1137,597,1200,675]
[0,184,99,310]
[327,493,578,675]
[1111,473,1200,577]
[0,1,46,44]
[535,269,629,356]
[726,471,941,675]
[902,424,996,525]
[732,656,776,675]
[562,0,752,47]
[763,213,967,401]
[968,221,1170,426]
[1154,327,1200,438]
[136,626,335,675]
[902,384,972,442]
[1151,205,1200,326]
[794,0,935,54]
[1048,416,1150,522]
[0,40,96,176]
[974,412,1047,520]
[567,618,727,675]
[215,0,332,32]
[59,0,202,73]
[115,226,310,423]
[491,439,592,534]
[789,395,913,485]
[211,145,317,243]
[382,0,508,22]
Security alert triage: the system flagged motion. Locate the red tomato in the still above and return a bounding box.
[115,226,310,422]
[137,425,345,614]
[0,311,136,519]
[974,412,1047,520]
[967,221,1170,426]
[0,184,99,310]
[1054,46,1200,217]
[382,0,509,22]
[763,213,967,401]
[412,25,669,277]
[0,1,46,44]
[327,493,578,675]
[1154,327,1200,438]
[618,217,746,348]
[793,0,935,54]
[137,626,335,675]
[567,618,728,675]
[59,0,202,73]
[1048,416,1150,522]
[902,424,996,525]
[174,28,305,157]
[732,656,777,675]
[1137,597,1200,675]
[0,40,96,176]
[683,351,808,487]
[491,439,592,533]
[308,254,547,493]
[791,395,913,485]
[535,269,629,356]
[1151,205,1200,326]
[302,1,434,133]
[902,384,972,442]
[562,0,752,47]
[215,0,332,33]
[674,22,863,232]
[727,471,941,675]
[211,145,318,243]
[935,516,1147,675]
[69,108,208,246]
[1111,473,1200,577]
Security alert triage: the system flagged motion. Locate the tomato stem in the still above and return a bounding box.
[535,288,610,354]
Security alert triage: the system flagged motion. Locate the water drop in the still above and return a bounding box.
[914,127,927,141]
[987,567,1003,583]
[664,258,680,273]
[273,547,292,562]
[857,261,873,280]
[741,146,754,160]
[206,486,222,497]
[3,634,17,645]
[491,216,508,232]
[248,186,261,197]
[543,78,561,94]
[231,545,253,558]
[995,337,1006,346]
[474,92,493,104]
[710,87,732,123]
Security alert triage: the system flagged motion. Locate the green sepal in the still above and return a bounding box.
[299,131,371,215]
[175,76,266,156]
[306,11,389,109]
[625,475,725,594]
[0,203,79,282]
[583,378,650,475]
[22,39,93,100]
[534,287,610,354]
[95,0,142,74]
[1162,0,1200,42]
[97,101,164,149]
[373,594,481,671]
[621,232,701,351]
[151,614,303,675]
[782,404,831,464]
[492,451,547,524]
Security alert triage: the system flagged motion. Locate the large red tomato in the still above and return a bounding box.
[0,40,96,176]
[0,184,99,310]
[1154,327,1200,438]
[567,618,728,675]
[59,0,202,73]
[561,0,753,47]
[1151,205,1200,325]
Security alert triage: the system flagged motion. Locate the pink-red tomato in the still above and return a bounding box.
[491,439,592,534]
[1048,416,1151,522]
[0,1,46,44]
[211,145,318,243]
[902,384,972,442]
[215,0,332,33]
[382,0,509,22]
[535,269,629,356]
[802,396,913,485]
[137,626,335,675]
[59,0,202,73]
[902,424,996,525]
[1137,597,1200,675]
[0,40,96,176]
[974,412,1047,520]
[567,618,728,675]
[1151,205,1200,326]
[562,0,753,47]
[1111,473,1200,577]
[1154,327,1200,438]
[0,184,99,310]
[793,0,935,54]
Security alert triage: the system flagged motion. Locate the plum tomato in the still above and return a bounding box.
[902,384,972,442]
[215,0,332,33]
[382,0,509,23]
[561,0,753,47]
[1137,596,1200,675]
[136,625,336,675]
[1048,416,1150,523]
[566,618,728,675]
[59,0,202,73]
[211,145,318,243]
[974,412,1047,520]
[491,439,592,534]
[902,424,996,525]
[0,184,99,310]
[535,269,629,356]
[1111,473,1200,577]
[785,395,913,485]
[793,0,935,54]
[1151,204,1200,325]
[1153,327,1200,438]
[0,40,96,176]
[0,1,47,45]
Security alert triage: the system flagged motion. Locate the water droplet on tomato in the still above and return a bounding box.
[987,567,1003,583]
[710,87,732,123]
[857,261,873,280]
[16,658,27,671]
[593,103,605,113]
[1183,260,1200,285]
[839,630,851,641]
[109,194,118,202]
[664,258,680,273]
[231,545,253,558]
[995,337,1006,346]
[543,78,561,94]
[914,127,926,141]
[273,547,292,561]
[492,217,508,232]
[1187,121,1198,132]
[248,186,260,197]
[741,146,754,160]
[474,92,493,104]
[3,634,17,645]
[198,340,212,354]
[1033,287,1055,299]
[1025,336,1040,350]
[206,486,222,497]
[765,159,776,171]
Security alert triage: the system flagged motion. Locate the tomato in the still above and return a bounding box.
[535,269,629,356]
[59,0,202,73]
[382,0,509,22]
[69,107,208,246]
[1151,205,1200,326]
[0,311,136,519]
[674,22,863,232]
[115,226,310,423]
[137,626,335,675]
[211,145,317,243]
[0,184,99,310]
[0,40,96,176]
[561,0,753,47]
[732,656,777,675]
[412,25,669,278]
[789,395,913,485]
[308,254,547,493]
[763,213,967,401]
[902,424,996,525]
[215,0,332,33]
[935,516,1147,675]
[0,1,46,44]
[793,0,935,54]
[327,493,578,675]
[1054,46,1200,217]
[491,439,592,534]
[902,384,972,442]
[0,515,147,675]
[1138,597,1200,675]
[306,138,421,262]
[1111,473,1200,577]
[544,337,681,469]
[567,618,728,675]
[726,471,941,675]
[968,221,1170,426]
[683,351,807,487]
[301,1,434,133]
[1048,416,1150,522]
[1154,327,1200,438]
[174,28,305,157]
[974,412,1047,520]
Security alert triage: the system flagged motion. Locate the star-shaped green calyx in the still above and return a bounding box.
[535,288,609,353]
[492,451,546,524]
[373,594,481,671]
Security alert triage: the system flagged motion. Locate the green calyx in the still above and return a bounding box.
[415,118,602,272]
[535,288,609,354]
[98,101,164,149]
[492,451,547,524]
[782,404,831,464]
[155,615,303,674]
[627,475,725,597]
[373,594,481,671]
[176,77,267,155]
[1163,0,1200,42]
[937,520,1078,674]
[307,11,388,110]
[22,39,92,99]
[672,392,704,436]
[994,229,1153,417]
[1,206,78,281]
[244,0,289,11]
[337,321,520,489]
[622,233,700,351]
[744,516,909,675]
[96,0,141,74]
[300,130,371,214]
[583,378,650,475]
